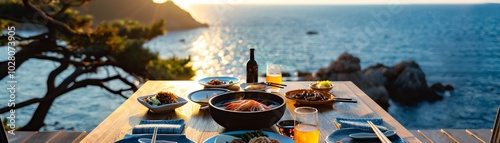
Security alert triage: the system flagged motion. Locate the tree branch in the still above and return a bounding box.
[65,75,137,99]
[98,84,130,99]
[22,0,79,37]
[0,98,42,113]
[53,3,71,18]
[33,54,85,66]
[46,54,69,92]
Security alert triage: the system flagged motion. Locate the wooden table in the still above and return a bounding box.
[80,81,422,143]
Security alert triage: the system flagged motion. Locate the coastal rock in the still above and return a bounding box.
[315,53,390,110]
[78,0,208,31]
[329,52,361,73]
[389,61,442,105]
[315,53,449,108]
[362,63,396,87]
[430,83,455,92]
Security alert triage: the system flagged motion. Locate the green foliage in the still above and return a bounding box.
[97,19,166,40]
[57,9,93,32]
[2,117,22,131]
[147,57,195,80]
[0,0,195,80]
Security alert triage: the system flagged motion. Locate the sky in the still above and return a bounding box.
[171,0,499,5]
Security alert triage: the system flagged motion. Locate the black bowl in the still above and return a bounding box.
[208,91,286,130]
[276,120,298,138]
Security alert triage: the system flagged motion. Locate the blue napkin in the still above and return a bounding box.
[115,119,191,143]
[132,119,185,134]
[334,117,388,131]
[116,134,194,143]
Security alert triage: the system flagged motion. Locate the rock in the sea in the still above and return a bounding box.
[430,83,447,92]
[307,31,319,35]
[363,63,396,87]
[389,61,442,105]
[430,83,455,92]
[315,52,390,110]
[316,53,448,108]
[445,84,454,90]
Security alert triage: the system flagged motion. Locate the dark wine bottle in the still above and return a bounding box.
[246,48,258,83]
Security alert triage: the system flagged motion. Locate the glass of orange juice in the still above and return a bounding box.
[294,107,319,143]
[266,64,282,92]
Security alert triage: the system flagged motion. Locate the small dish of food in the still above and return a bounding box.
[187,88,230,106]
[240,83,270,91]
[137,91,188,113]
[309,80,334,92]
[198,76,240,88]
[284,89,336,106]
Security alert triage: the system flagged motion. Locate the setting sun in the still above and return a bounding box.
[152,0,168,4]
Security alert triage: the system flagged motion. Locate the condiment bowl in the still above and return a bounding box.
[309,82,334,92]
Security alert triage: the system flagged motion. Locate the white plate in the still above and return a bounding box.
[203,130,293,143]
[240,83,271,91]
[198,76,240,88]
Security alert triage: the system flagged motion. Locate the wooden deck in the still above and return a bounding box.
[409,129,492,143]
[6,131,86,143]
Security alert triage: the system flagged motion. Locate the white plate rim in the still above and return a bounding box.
[198,76,240,88]
[202,130,293,143]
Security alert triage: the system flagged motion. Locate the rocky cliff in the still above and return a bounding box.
[78,0,207,30]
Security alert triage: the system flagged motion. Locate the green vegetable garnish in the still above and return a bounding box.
[150,97,161,106]
[229,80,233,84]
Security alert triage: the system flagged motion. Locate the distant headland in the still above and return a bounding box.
[77,0,208,30]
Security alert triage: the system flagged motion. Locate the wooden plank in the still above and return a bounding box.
[22,131,61,143]
[442,129,482,143]
[80,81,421,143]
[6,131,37,143]
[47,131,86,143]
[71,131,87,143]
[467,129,492,143]
[344,82,422,143]
[418,130,455,143]
[409,130,431,143]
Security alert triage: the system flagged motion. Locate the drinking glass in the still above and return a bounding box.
[266,64,282,92]
[294,107,319,143]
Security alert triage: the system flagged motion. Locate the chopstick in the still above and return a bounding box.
[152,127,158,143]
[367,121,392,143]
[334,99,358,103]
[266,82,287,87]
[333,97,353,100]
[256,82,286,88]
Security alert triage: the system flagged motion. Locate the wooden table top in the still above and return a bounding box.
[80,81,421,143]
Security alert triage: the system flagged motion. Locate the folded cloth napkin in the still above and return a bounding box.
[334,117,388,131]
[132,119,185,134]
[116,134,194,143]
